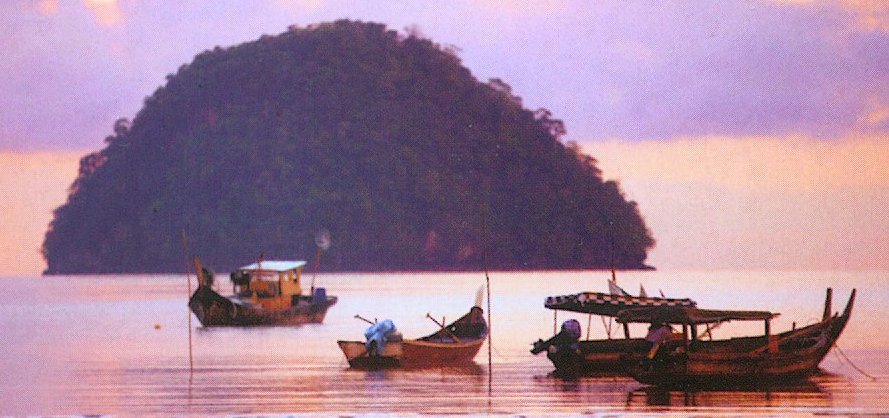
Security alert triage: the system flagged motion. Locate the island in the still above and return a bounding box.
[42,20,655,274]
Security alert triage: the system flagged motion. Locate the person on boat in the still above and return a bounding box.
[645,322,672,344]
[451,306,487,338]
[644,322,673,360]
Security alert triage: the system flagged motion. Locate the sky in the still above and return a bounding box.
[1,0,887,275]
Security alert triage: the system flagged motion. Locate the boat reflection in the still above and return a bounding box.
[346,363,490,414]
[625,375,836,408]
[347,362,486,376]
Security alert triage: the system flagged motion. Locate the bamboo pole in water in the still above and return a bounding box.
[180,229,194,376]
[482,205,492,392]
[486,270,491,373]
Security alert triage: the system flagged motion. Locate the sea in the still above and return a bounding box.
[1,270,887,416]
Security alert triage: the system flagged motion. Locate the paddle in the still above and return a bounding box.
[426,313,461,343]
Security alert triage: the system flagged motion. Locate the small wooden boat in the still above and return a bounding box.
[188,259,337,326]
[618,288,855,388]
[338,306,488,368]
[532,281,697,376]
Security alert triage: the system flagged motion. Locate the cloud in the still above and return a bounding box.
[858,102,889,130]
[770,0,889,32]
[436,1,889,143]
[845,0,889,31]
[36,0,59,16]
[596,2,888,140]
[473,0,570,16]
[2,1,888,152]
[273,0,324,14]
[82,0,122,27]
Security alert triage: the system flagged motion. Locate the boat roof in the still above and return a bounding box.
[616,305,779,325]
[238,260,307,272]
[545,292,697,317]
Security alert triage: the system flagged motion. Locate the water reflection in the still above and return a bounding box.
[346,362,487,375]
[625,376,834,408]
[2,274,887,415]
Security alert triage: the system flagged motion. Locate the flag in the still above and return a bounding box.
[474,285,485,308]
[609,280,630,296]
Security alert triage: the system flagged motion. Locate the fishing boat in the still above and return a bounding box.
[188,259,337,326]
[338,305,488,368]
[532,279,697,376]
[618,288,855,388]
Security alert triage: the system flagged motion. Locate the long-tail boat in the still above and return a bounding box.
[338,305,488,368]
[531,279,697,376]
[188,259,337,326]
[618,288,855,388]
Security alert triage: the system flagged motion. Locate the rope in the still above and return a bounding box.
[834,344,877,381]
[490,345,510,362]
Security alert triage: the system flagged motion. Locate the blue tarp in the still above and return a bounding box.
[364,319,397,353]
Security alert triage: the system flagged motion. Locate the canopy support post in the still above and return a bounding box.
[765,318,779,353]
[553,310,558,335]
[682,323,689,350]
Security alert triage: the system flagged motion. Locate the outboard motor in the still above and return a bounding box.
[531,319,582,354]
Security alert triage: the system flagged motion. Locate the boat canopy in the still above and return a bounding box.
[616,305,778,325]
[238,260,307,272]
[545,292,697,317]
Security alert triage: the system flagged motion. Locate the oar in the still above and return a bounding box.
[351,315,377,359]
[647,342,661,359]
[354,314,376,325]
[426,313,461,343]
[700,321,724,340]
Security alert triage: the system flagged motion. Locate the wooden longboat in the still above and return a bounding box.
[338,306,488,368]
[618,288,855,388]
[532,290,697,376]
[188,260,337,327]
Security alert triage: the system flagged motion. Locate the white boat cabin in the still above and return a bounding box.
[231,260,308,309]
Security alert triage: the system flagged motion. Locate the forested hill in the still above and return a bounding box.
[42,20,655,274]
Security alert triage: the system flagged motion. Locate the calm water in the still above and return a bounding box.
[1,270,887,416]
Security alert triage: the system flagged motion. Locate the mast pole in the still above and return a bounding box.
[311,247,321,293]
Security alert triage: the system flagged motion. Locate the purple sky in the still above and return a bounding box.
[1,1,888,275]
[2,0,887,151]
